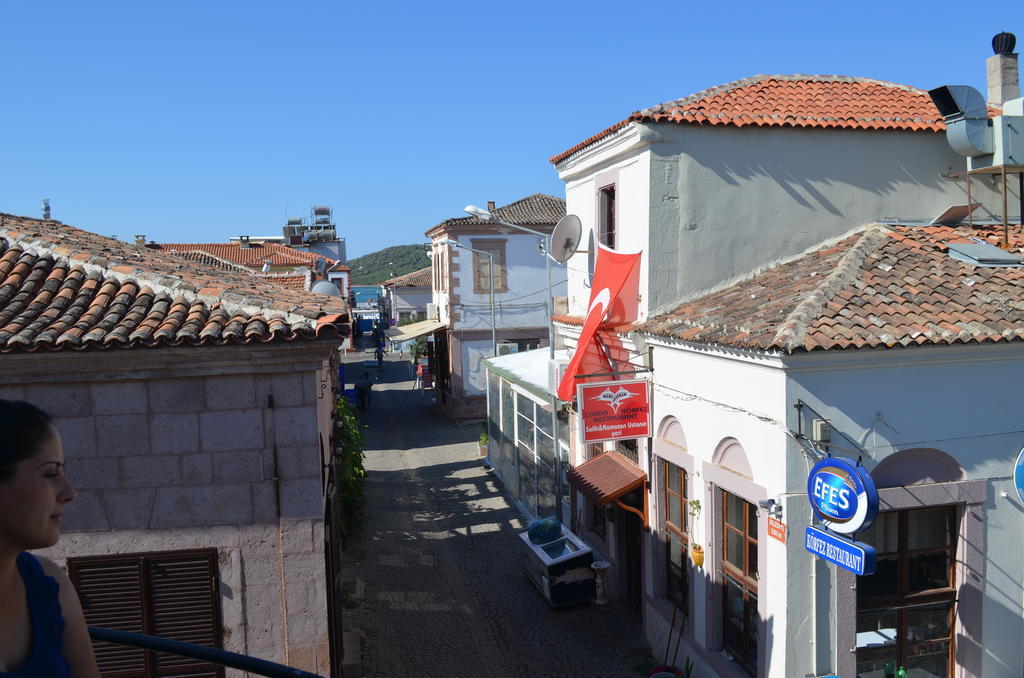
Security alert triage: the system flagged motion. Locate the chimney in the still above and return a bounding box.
[134,234,146,246]
[987,32,1020,106]
[239,235,251,249]
[487,201,496,211]
[41,199,50,221]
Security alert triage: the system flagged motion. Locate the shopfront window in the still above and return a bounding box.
[855,506,957,677]
[721,489,758,676]
[664,461,688,615]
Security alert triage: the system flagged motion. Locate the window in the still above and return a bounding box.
[855,507,957,677]
[664,461,688,615]
[591,501,607,539]
[68,549,223,678]
[470,239,507,293]
[721,490,758,675]
[515,338,540,352]
[599,185,616,249]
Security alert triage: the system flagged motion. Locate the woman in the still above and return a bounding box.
[0,400,99,677]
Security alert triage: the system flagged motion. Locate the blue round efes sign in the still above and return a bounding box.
[807,458,878,535]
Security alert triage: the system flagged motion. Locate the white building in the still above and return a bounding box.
[380,266,432,326]
[545,58,1021,678]
[427,194,567,419]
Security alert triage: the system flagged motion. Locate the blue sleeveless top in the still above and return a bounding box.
[0,552,70,678]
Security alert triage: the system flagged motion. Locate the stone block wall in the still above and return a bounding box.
[3,349,336,676]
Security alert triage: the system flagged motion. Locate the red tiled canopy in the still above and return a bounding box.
[568,452,646,507]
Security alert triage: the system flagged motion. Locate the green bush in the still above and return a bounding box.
[333,396,366,539]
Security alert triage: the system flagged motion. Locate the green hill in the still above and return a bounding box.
[348,244,430,284]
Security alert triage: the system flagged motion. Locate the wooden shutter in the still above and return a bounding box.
[69,549,223,678]
[70,558,148,677]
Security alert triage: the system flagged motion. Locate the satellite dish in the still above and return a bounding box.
[549,214,582,263]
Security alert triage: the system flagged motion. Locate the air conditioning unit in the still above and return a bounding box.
[426,302,438,320]
[548,358,570,397]
[496,342,519,356]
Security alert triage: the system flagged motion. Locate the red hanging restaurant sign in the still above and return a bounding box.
[577,379,652,445]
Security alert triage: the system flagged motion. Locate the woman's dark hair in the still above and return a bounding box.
[0,400,55,483]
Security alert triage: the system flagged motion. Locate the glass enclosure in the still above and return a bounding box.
[484,370,563,522]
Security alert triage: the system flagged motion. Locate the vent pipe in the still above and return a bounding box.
[928,85,994,156]
[41,199,50,221]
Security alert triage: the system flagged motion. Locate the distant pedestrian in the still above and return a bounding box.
[355,372,373,410]
[375,346,385,369]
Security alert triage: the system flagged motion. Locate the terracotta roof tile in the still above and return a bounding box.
[427,194,565,236]
[383,266,432,288]
[0,213,349,353]
[149,241,336,269]
[638,221,1024,353]
[552,74,959,164]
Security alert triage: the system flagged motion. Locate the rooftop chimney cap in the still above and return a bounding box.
[993,32,1016,55]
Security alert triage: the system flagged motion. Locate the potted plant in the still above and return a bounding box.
[478,432,488,457]
[688,499,704,567]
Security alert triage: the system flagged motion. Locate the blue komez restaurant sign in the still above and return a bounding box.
[805,457,879,575]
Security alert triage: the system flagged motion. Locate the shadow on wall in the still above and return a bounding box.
[653,562,777,678]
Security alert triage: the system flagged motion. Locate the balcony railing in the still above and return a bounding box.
[88,627,324,678]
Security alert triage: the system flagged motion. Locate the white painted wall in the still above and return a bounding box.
[786,343,1024,678]
[557,122,1009,320]
[561,138,652,319]
[446,232,567,333]
[637,339,1024,677]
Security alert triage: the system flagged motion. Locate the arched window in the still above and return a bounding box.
[712,437,753,480]
[656,416,690,615]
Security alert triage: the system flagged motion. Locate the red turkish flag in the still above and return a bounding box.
[557,245,642,401]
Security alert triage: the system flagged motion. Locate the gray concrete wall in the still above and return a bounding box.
[1,344,336,676]
[647,124,1010,313]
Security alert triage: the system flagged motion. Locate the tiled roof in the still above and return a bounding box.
[551,75,951,164]
[567,451,646,507]
[254,271,312,290]
[149,241,337,269]
[0,213,349,353]
[427,194,565,235]
[639,222,1024,353]
[383,266,432,288]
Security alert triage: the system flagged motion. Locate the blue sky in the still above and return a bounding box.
[0,2,1017,258]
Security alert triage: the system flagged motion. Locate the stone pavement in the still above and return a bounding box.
[340,346,653,677]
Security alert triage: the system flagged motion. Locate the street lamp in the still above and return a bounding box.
[442,238,497,356]
[464,205,556,362]
[465,204,565,522]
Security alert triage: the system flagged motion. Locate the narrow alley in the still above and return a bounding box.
[342,348,654,677]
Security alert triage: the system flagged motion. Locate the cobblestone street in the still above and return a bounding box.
[342,348,652,677]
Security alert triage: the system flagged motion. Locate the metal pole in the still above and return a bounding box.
[488,250,496,356]
[545,234,562,520]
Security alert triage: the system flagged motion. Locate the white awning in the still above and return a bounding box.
[385,319,445,342]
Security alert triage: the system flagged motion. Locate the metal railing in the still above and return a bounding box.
[88,627,324,678]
